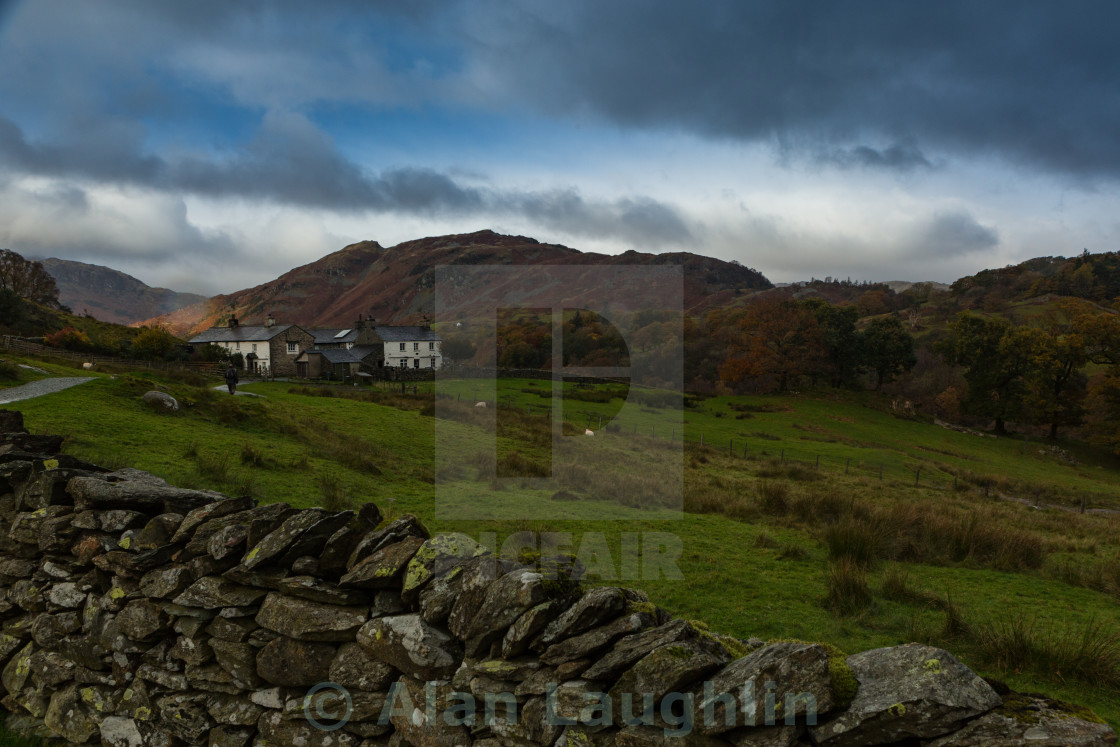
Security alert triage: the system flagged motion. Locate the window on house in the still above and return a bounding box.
[430,358,436,368]
[413,358,420,368]
[400,343,406,351]
[287,342,297,354]
[413,342,419,352]
[235,342,240,350]
[252,343,257,353]
[399,359,407,368]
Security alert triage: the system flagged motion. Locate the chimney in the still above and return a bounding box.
[266,314,275,328]
[230,315,239,328]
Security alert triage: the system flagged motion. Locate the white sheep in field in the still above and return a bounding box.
[585,429,594,436]
[475,401,487,408]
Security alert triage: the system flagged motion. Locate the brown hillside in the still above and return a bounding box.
[41,258,207,325]
[151,230,771,336]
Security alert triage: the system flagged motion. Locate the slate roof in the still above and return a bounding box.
[350,345,382,360]
[313,347,363,364]
[188,325,298,344]
[309,328,360,345]
[371,325,440,342]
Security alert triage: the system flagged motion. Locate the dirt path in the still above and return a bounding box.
[0,377,95,405]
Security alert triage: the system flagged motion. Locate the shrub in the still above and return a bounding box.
[497,451,550,478]
[753,532,780,549]
[825,558,872,615]
[778,544,809,561]
[319,473,353,511]
[196,452,230,482]
[0,360,18,382]
[44,326,92,351]
[824,518,887,568]
[756,480,790,516]
[879,566,915,602]
[240,443,265,467]
[971,616,1120,688]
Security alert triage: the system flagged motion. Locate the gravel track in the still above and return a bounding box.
[0,377,95,405]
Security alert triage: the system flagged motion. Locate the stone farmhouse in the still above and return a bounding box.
[187,316,314,377]
[189,316,442,379]
[295,319,443,378]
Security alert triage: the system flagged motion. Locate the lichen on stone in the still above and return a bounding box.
[768,637,858,708]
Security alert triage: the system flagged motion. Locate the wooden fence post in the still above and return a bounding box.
[845,458,850,474]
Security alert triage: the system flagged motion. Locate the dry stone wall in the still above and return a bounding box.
[0,409,1114,747]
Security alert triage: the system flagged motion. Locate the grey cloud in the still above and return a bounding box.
[819,143,934,172]
[913,211,999,258]
[0,113,690,249]
[458,1,1120,181]
[0,181,238,267]
[7,1,1118,182]
[512,191,692,246]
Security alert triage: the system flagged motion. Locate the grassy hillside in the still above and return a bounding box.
[4,357,1120,732]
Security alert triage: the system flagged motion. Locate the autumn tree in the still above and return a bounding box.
[0,249,60,306]
[441,333,478,362]
[940,313,1038,434]
[804,300,861,387]
[1021,327,1087,439]
[718,299,825,392]
[1065,300,1120,365]
[856,289,891,317]
[44,326,92,351]
[130,326,178,360]
[859,316,917,390]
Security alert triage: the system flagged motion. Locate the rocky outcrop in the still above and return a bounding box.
[0,409,1114,746]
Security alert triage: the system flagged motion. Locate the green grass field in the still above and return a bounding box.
[3,356,1120,736]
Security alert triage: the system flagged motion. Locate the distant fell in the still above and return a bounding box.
[150,229,771,336]
[41,258,207,325]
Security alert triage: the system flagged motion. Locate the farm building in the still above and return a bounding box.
[187,316,313,377]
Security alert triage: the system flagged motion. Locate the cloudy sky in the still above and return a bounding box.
[1,1,1118,294]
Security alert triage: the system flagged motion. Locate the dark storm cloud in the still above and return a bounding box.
[819,143,935,172]
[0,112,690,248]
[462,0,1120,180]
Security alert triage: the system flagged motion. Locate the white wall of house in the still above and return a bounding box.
[218,339,272,374]
[383,340,442,369]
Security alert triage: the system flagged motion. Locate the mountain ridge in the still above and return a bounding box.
[40,258,208,326]
[146,229,773,336]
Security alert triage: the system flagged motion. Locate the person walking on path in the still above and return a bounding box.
[225,364,239,395]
